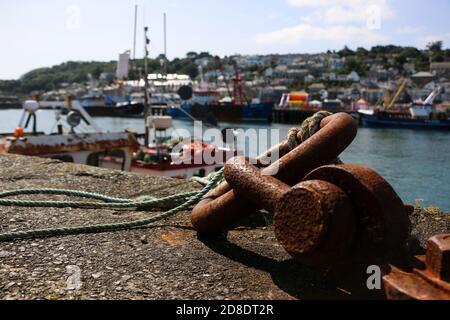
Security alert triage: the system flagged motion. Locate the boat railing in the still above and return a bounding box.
[17,99,103,134]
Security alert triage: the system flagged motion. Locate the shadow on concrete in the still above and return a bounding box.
[198,233,384,300]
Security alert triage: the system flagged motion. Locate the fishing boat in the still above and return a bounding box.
[102,23,241,179]
[358,85,450,130]
[115,101,145,117]
[79,92,117,117]
[0,97,139,170]
[128,105,241,179]
[273,92,324,124]
[0,95,21,110]
[171,101,274,124]
[358,107,450,130]
[165,54,273,123]
[165,86,273,124]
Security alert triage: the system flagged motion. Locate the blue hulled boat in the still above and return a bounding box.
[358,101,450,130]
[358,111,450,130]
[166,101,273,123]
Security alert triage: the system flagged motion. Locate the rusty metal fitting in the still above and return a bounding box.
[191,112,357,234]
[304,164,410,266]
[189,140,293,235]
[383,234,450,300]
[224,157,355,267]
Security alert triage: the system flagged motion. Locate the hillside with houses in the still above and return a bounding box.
[1,43,450,109]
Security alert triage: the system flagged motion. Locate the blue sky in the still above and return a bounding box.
[0,0,449,79]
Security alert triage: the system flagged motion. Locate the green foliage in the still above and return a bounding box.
[2,44,449,96]
[335,44,449,73]
[338,46,355,57]
[427,41,443,52]
[1,55,202,95]
[415,55,430,72]
[288,79,306,91]
[342,57,367,75]
[0,80,21,94]
[355,47,369,57]
[18,61,117,93]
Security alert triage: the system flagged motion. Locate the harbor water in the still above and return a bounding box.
[1,109,449,211]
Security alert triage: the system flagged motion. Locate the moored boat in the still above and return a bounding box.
[0,95,21,109]
[167,101,274,124]
[358,86,450,130]
[358,109,450,130]
[0,98,139,170]
[128,107,241,179]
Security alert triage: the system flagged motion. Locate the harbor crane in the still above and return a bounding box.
[422,85,442,106]
[385,78,409,110]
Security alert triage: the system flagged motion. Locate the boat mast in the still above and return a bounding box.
[133,5,138,61]
[144,26,150,146]
[164,12,167,65]
[162,13,168,91]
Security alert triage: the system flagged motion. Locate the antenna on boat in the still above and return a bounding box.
[160,13,168,86]
[133,5,138,61]
[164,13,167,60]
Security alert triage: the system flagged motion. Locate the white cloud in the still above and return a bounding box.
[255,24,389,46]
[290,0,395,25]
[396,26,422,34]
[288,0,355,6]
[254,0,395,48]
[288,0,389,10]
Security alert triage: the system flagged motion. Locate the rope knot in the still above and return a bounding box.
[287,111,333,150]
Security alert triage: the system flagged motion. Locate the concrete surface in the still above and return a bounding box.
[0,154,448,300]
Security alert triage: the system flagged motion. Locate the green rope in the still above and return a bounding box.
[0,189,134,203]
[0,111,338,242]
[0,168,224,242]
[0,189,198,210]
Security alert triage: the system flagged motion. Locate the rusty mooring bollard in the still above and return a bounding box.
[224,157,355,267]
[303,164,410,266]
[383,234,450,300]
[191,112,357,234]
[224,157,410,268]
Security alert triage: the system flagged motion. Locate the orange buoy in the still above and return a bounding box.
[14,127,24,138]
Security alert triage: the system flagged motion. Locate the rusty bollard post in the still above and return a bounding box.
[224,157,355,267]
[384,234,450,300]
[225,159,411,269]
[191,112,357,234]
[304,165,410,266]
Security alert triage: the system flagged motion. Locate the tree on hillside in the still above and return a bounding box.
[427,41,445,63]
[186,52,198,59]
[356,47,369,57]
[342,57,367,75]
[198,52,212,59]
[338,46,355,57]
[427,41,443,53]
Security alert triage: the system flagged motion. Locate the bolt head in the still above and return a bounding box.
[273,180,355,267]
[426,234,450,282]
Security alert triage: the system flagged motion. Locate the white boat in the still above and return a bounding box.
[0,98,139,170]
[127,109,241,179]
